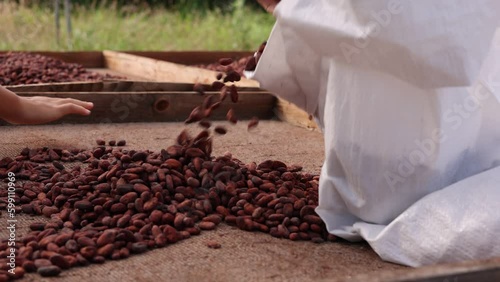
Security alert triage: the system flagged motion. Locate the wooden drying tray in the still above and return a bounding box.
[0,50,258,87]
[2,81,274,125]
[1,51,316,129]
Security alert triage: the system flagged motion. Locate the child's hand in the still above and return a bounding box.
[0,85,93,125]
[257,0,280,13]
[7,96,93,125]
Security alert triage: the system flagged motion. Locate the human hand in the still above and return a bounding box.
[6,96,93,125]
[257,0,280,13]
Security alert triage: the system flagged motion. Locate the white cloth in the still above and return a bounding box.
[253,0,500,267]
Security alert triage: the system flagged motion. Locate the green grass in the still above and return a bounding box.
[0,2,275,51]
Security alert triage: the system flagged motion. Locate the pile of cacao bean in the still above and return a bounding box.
[0,136,332,280]
[0,53,121,86]
[192,41,266,76]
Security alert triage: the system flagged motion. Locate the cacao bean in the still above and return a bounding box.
[38,265,61,277]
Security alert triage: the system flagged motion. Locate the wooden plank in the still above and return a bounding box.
[124,51,254,65]
[0,51,103,68]
[0,91,276,125]
[275,98,319,130]
[88,68,147,81]
[7,81,111,93]
[352,257,500,282]
[103,51,260,88]
[7,81,261,93]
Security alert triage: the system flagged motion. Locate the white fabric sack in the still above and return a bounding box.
[252,0,500,267]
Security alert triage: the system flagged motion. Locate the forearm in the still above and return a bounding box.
[0,85,23,123]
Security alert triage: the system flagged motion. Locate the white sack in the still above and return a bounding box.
[253,0,500,266]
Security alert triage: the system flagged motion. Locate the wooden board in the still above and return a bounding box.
[103,51,260,87]
[7,81,261,93]
[88,68,148,81]
[0,91,276,125]
[354,257,500,282]
[275,98,319,130]
[125,51,254,65]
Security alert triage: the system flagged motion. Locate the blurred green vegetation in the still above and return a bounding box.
[0,0,275,51]
[13,0,265,14]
